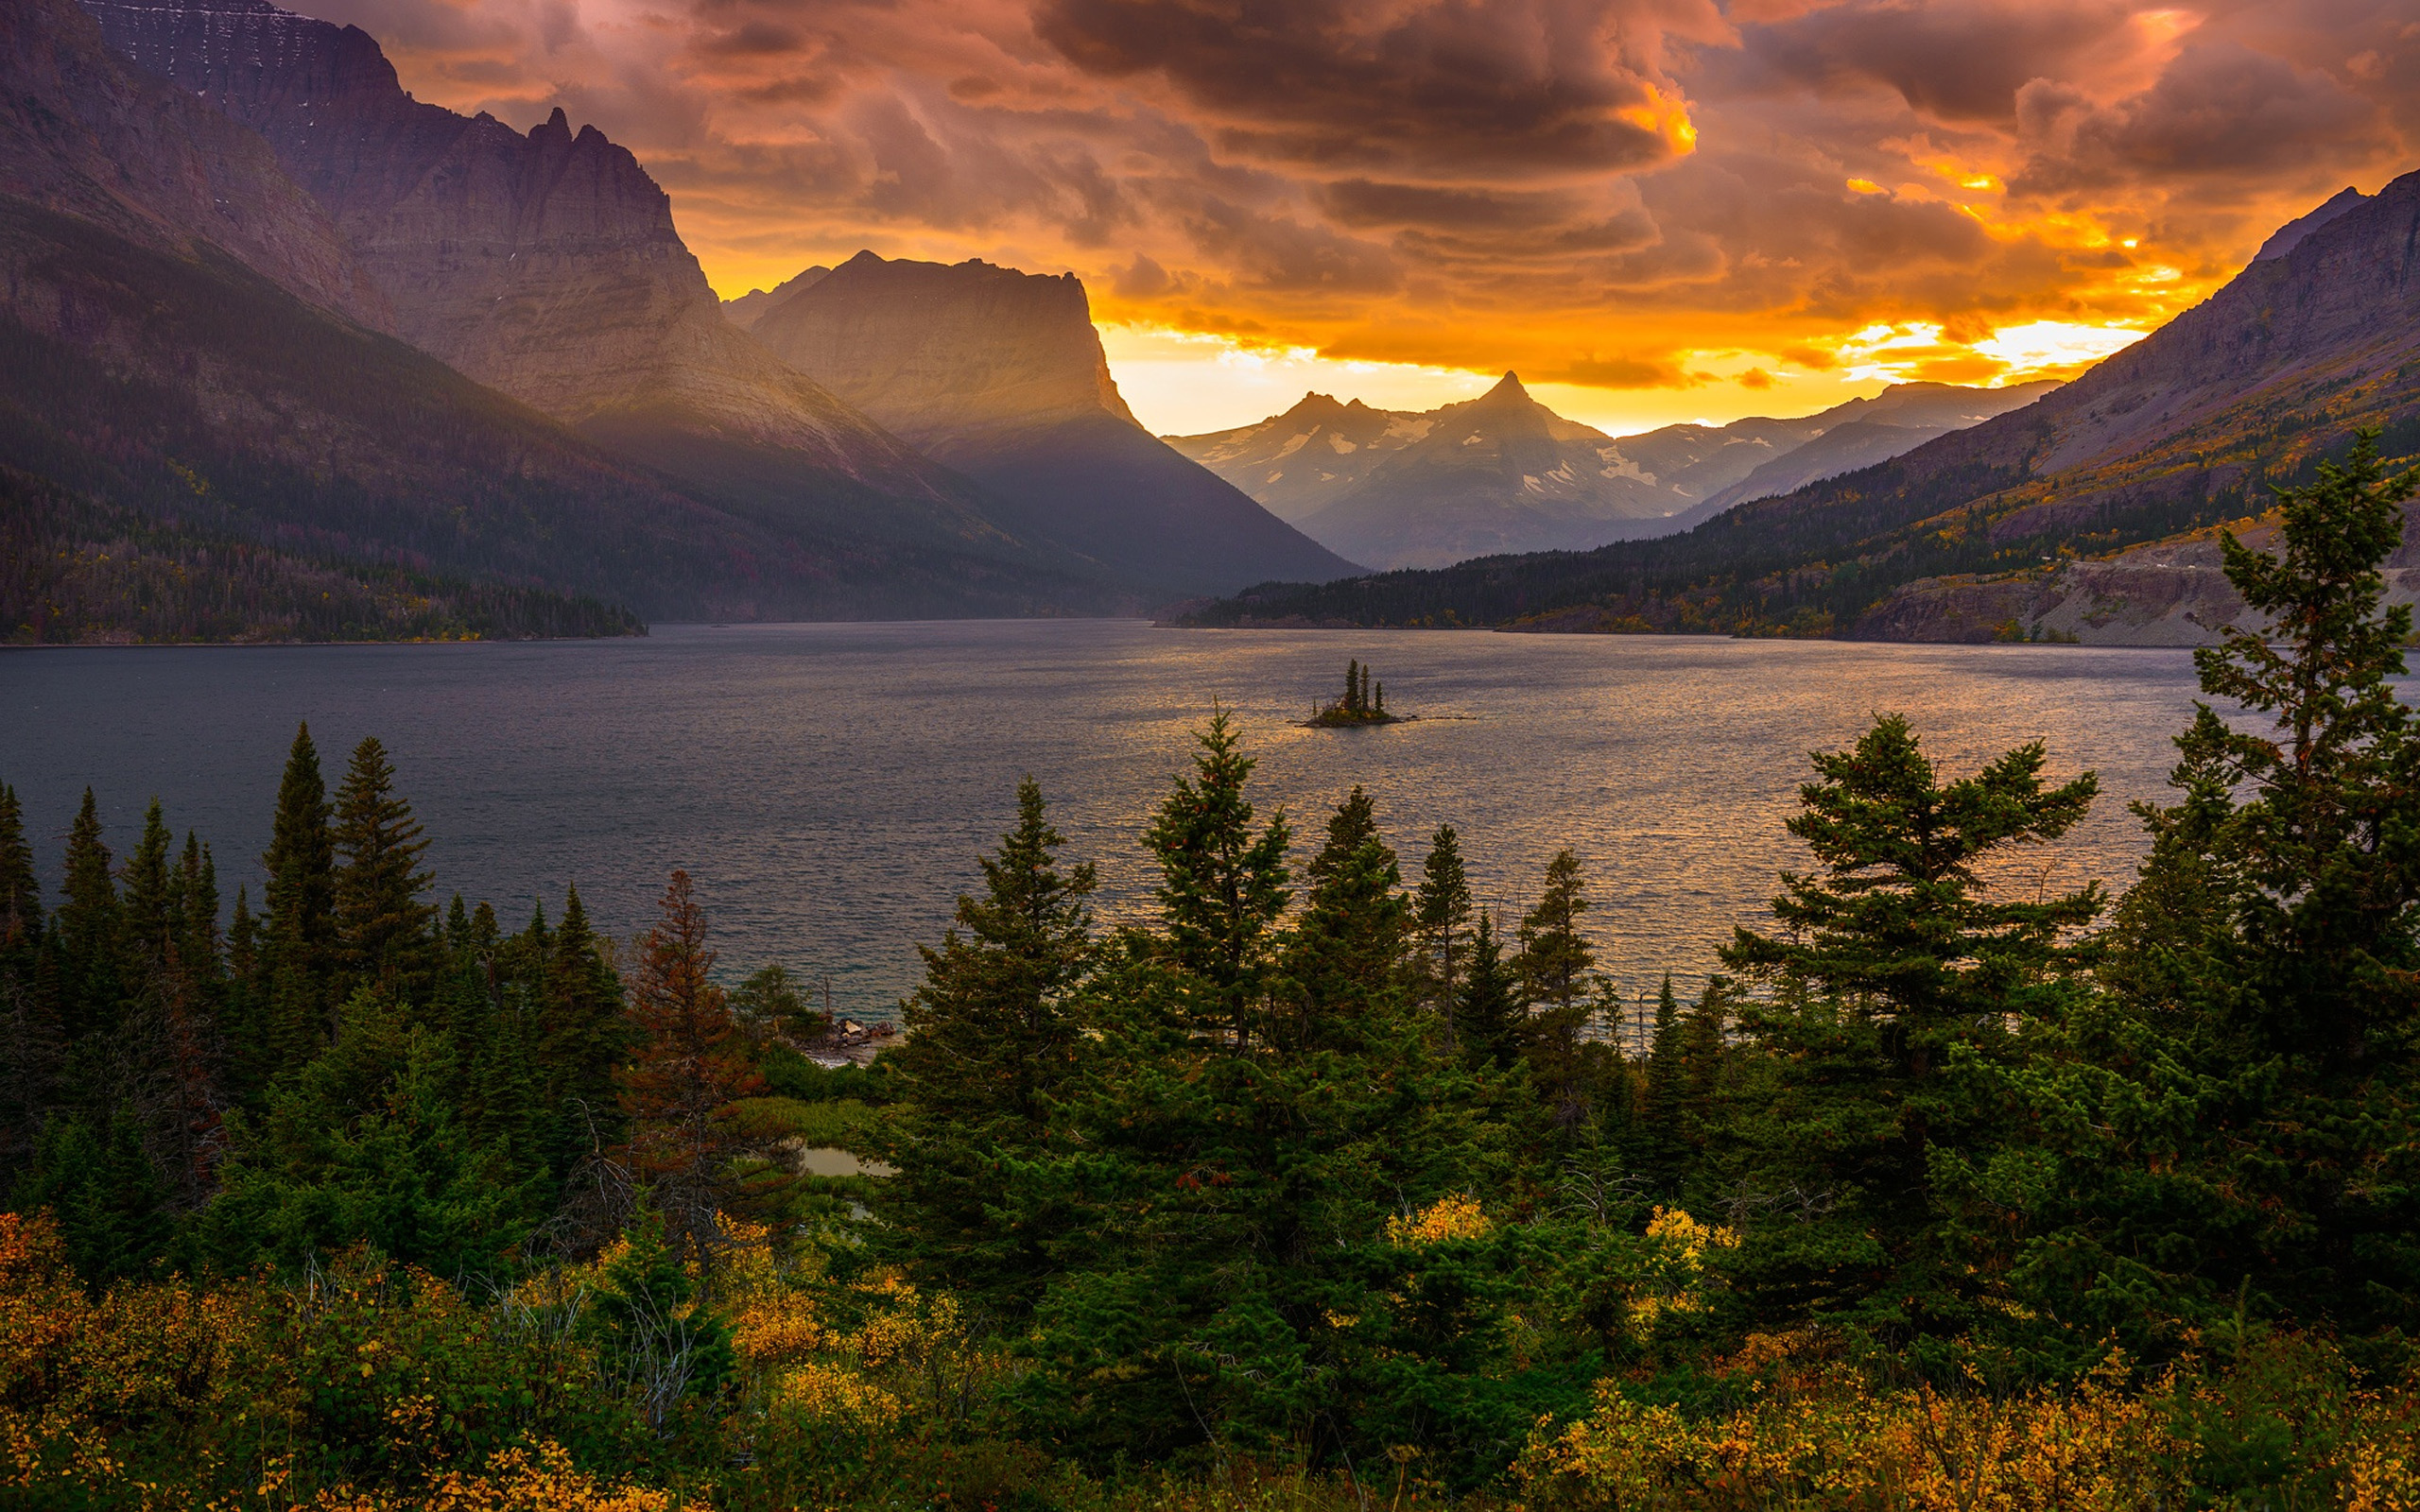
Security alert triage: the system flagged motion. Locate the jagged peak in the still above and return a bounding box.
[1478,370,1531,404]
[1281,391,1350,421]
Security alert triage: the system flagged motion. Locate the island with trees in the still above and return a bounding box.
[1305,658,1409,726]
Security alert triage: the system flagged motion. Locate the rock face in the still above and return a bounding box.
[1168,376,2051,570]
[750,251,1359,595]
[3,0,1128,624]
[0,0,387,327]
[78,0,1010,528]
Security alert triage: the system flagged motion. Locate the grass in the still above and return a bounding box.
[729,1097,877,1149]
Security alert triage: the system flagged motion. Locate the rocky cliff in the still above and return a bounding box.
[2,0,1125,625]
[749,251,1358,595]
[78,0,994,499]
[751,251,1141,449]
[1,0,387,327]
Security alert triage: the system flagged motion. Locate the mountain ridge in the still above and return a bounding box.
[1168,376,2053,570]
[1180,176,2420,640]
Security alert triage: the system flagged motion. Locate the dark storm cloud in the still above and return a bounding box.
[1730,0,2142,122]
[1033,0,1722,180]
[291,0,2420,400]
[2015,43,2390,192]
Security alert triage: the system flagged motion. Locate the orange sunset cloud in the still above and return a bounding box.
[281,0,2417,431]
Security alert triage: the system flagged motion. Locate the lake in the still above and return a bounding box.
[2,621,2224,1022]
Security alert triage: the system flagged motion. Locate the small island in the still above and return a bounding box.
[1305,658,1411,727]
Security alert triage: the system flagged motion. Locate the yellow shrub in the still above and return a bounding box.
[296,1441,701,1511]
[1389,1194,1493,1247]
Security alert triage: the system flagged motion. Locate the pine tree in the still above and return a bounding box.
[539,884,630,1177]
[220,889,268,1108]
[1517,850,1598,1129]
[258,724,336,1074]
[0,783,35,938]
[876,777,1096,1318]
[120,799,175,970]
[1991,430,2420,1348]
[1411,825,1474,1037]
[1141,711,1291,1048]
[0,783,60,1176]
[1637,976,1685,1189]
[619,871,764,1260]
[332,736,437,1008]
[174,834,222,992]
[1281,786,1409,1053]
[1457,910,1521,1072]
[1720,713,2100,1337]
[57,788,120,1041]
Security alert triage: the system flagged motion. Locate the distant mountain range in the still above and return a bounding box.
[1167,377,2053,569]
[1184,174,2420,643]
[0,0,1354,640]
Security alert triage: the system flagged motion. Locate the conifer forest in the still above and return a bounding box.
[7,436,2420,1511]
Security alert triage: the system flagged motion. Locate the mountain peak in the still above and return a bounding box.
[1483,370,1530,403]
[1282,391,1350,421]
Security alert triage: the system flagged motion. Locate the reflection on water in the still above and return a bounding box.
[4,621,2225,1019]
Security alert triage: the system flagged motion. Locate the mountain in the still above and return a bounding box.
[1167,378,2053,570]
[1181,179,2420,640]
[0,0,387,327]
[1696,382,2059,513]
[725,266,830,331]
[78,0,1121,611]
[0,0,1116,635]
[745,251,1360,596]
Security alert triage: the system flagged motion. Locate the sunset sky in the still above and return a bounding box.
[292,0,2418,435]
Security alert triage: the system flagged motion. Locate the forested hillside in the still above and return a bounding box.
[5,434,2418,1508]
[3,469,641,644]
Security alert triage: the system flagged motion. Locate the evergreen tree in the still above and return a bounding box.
[1457,910,1522,1072]
[120,799,175,971]
[206,990,537,1277]
[538,885,630,1177]
[332,736,437,1008]
[0,783,34,936]
[14,1112,172,1283]
[220,889,267,1108]
[1517,850,1598,1130]
[1141,711,1291,1048]
[1994,430,2420,1349]
[1281,786,1409,1053]
[619,870,764,1260]
[57,788,120,1041]
[1637,975,1685,1187]
[258,724,337,1074]
[1720,713,2100,1340]
[0,783,60,1180]
[730,964,827,1045]
[1411,825,1474,1037]
[876,777,1096,1319]
[174,834,223,993]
